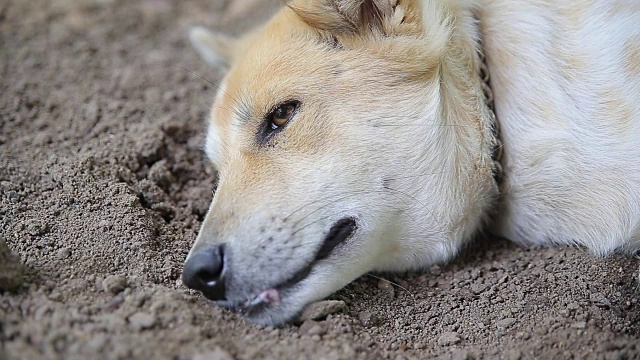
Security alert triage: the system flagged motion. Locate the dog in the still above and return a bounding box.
[181,0,640,326]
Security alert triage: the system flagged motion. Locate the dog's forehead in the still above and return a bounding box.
[210,17,331,130]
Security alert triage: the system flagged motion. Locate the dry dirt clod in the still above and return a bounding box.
[299,300,347,322]
[6,190,21,203]
[0,238,25,291]
[104,294,125,312]
[138,179,167,205]
[572,321,587,329]
[299,319,326,336]
[191,347,234,360]
[85,334,109,352]
[503,349,522,360]
[496,318,517,329]
[471,282,488,294]
[437,332,461,346]
[25,219,49,236]
[430,265,442,275]
[590,292,612,308]
[357,311,382,327]
[451,349,470,360]
[102,275,127,295]
[147,160,175,189]
[128,312,156,331]
[57,247,71,259]
[377,279,395,297]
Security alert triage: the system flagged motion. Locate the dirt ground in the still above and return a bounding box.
[1,0,639,359]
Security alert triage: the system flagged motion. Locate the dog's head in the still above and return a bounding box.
[183,0,498,325]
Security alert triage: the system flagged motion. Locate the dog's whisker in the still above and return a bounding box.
[366,274,417,302]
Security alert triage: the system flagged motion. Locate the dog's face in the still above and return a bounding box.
[183,0,497,325]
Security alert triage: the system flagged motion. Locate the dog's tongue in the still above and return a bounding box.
[260,288,280,303]
[247,288,280,307]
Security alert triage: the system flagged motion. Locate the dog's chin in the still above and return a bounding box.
[212,287,310,326]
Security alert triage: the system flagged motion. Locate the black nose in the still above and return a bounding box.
[182,244,227,301]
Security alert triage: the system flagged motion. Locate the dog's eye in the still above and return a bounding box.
[268,102,298,130]
[258,101,300,144]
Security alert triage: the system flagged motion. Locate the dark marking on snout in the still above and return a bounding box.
[315,218,357,261]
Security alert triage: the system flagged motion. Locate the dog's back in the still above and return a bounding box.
[482,0,640,254]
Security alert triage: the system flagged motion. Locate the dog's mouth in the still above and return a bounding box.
[225,218,358,316]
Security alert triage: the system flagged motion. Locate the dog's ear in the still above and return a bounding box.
[289,0,399,35]
[189,26,237,69]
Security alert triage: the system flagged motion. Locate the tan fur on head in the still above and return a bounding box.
[185,0,640,325]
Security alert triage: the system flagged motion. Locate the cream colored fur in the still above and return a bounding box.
[185,0,640,325]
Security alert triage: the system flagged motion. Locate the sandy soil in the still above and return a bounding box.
[1,0,639,359]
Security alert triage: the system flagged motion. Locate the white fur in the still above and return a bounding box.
[480,0,640,255]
